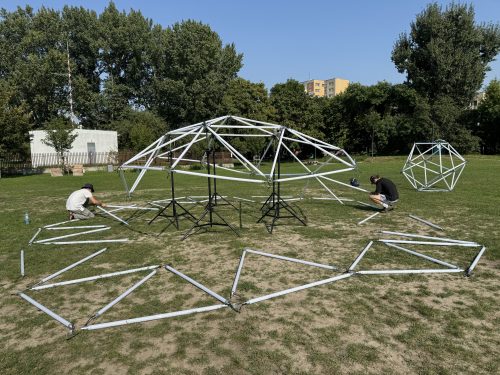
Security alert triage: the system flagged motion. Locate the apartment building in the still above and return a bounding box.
[303,77,349,98]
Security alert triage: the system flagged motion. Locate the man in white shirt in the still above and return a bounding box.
[66,183,106,220]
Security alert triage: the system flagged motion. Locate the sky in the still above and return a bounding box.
[2,0,500,91]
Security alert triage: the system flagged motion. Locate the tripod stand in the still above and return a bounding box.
[257,136,307,234]
[148,148,197,231]
[182,148,239,240]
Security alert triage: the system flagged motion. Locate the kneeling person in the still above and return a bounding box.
[369,175,399,212]
[66,183,106,220]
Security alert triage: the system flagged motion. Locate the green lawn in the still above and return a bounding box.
[0,155,499,375]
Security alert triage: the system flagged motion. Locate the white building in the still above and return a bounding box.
[29,129,118,167]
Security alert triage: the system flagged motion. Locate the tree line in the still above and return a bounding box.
[1,2,500,158]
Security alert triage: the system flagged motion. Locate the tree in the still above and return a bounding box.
[476,79,500,153]
[109,110,168,151]
[151,20,243,126]
[392,3,500,150]
[42,117,77,172]
[392,3,500,106]
[0,81,32,157]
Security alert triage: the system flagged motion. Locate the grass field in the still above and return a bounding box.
[1,155,499,375]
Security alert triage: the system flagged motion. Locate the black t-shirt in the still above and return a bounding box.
[374,178,399,201]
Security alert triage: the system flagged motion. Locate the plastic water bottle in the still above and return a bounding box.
[24,211,30,224]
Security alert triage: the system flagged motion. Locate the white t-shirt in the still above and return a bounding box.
[66,188,93,211]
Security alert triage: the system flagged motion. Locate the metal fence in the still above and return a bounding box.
[0,150,235,176]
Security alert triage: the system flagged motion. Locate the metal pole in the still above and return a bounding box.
[357,212,380,225]
[35,227,110,243]
[46,225,109,230]
[381,231,477,245]
[90,270,157,321]
[231,250,247,296]
[41,239,128,245]
[245,248,337,270]
[96,206,129,226]
[348,241,373,271]
[408,215,443,231]
[356,269,464,275]
[245,273,352,305]
[33,248,107,287]
[81,304,228,331]
[379,239,480,247]
[44,219,81,228]
[383,242,459,269]
[20,250,25,276]
[466,246,486,276]
[164,265,229,305]
[30,265,159,290]
[19,293,73,331]
[28,228,42,245]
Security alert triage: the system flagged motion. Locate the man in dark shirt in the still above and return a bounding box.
[369,175,399,212]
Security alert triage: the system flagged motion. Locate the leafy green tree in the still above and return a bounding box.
[392,3,500,150]
[476,79,500,153]
[42,117,77,171]
[109,110,168,151]
[0,81,32,157]
[151,20,243,125]
[392,3,500,106]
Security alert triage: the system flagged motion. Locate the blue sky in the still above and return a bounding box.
[2,0,500,90]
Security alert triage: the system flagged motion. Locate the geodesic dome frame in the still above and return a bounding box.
[402,140,466,192]
[119,115,366,202]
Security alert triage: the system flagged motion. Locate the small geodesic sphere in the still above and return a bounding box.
[402,140,466,192]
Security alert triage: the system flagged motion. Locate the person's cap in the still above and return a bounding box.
[82,183,95,192]
[369,176,377,184]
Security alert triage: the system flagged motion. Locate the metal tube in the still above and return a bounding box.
[35,227,110,244]
[44,219,80,228]
[41,239,128,245]
[357,212,380,225]
[381,231,477,245]
[275,167,355,183]
[46,225,108,230]
[20,250,25,276]
[379,239,480,247]
[34,248,108,286]
[232,196,256,203]
[104,205,158,211]
[97,206,129,226]
[466,246,486,276]
[231,250,247,296]
[173,169,265,183]
[408,215,443,231]
[383,242,459,269]
[319,176,369,193]
[92,270,157,319]
[356,269,464,275]
[245,273,352,305]
[18,293,73,330]
[81,304,228,331]
[164,265,229,305]
[28,228,42,245]
[246,248,337,270]
[348,241,373,271]
[31,265,159,290]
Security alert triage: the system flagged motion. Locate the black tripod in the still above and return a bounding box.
[182,148,239,240]
[257,137,307,233]
[148,148,197,231]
